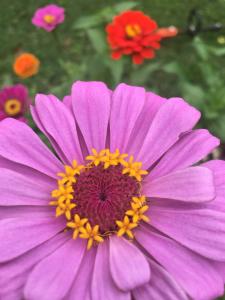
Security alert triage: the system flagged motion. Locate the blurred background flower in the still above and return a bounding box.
[0,84,30,122]
[32,4,65,32]
[13,53,40,78]
[106,10,161,64]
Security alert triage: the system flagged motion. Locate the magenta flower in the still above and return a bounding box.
[0,81,225,300]
[32,4,65,32]
[0,84,29,122]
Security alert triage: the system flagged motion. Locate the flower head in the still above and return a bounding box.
[13,53,40,78]
[106,10,162,64]
[32,4,65,32]
[0,84,30,122]
[0,81,225,300]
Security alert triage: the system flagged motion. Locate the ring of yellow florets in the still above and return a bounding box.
[50,149,149,249]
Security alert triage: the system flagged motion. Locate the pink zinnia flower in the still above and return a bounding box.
[0,84,29,122]
[0,81,225,300]
[32,4,65,32]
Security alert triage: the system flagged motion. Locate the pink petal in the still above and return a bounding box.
[0,206,54,220]
[92,241,130,300]
[133,258,188,300]
[24,239,85,300]
[202,160,225,212]
[136,229,224,300]
[0,232,68,280]
[136,98,200,169]
[66,248,96,300]
[149,129,220,180]
[0,217,64,262]
[143,166,215,202]
[0,119,63,178]
[32,94,83,164]
[109,236,150,291]
[0,168,55,206]
[149,206,225,260]
[110,83,145,152]
[0,155,55,182]
[63,95,72,111]
[126,91,166,155]
[0,233,69,297]
[72,81,111,152]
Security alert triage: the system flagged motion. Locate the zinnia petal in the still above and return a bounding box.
[0,168,55,206]
[133,258,188,300]
[0,217,65,262]
[149,206,225,260]
[143,166,215,202]
[136,97,200,169]
[110,83,145,152]
[136,229,224,300]
[109,236,150,291]
[32,94,83,164]
[0,119,63,178]
[72,81,111,152]
[24,239,85,300]
[92,241,130,300]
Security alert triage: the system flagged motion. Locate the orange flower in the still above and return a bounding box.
[156,26,178,38]
[13,53,40,79]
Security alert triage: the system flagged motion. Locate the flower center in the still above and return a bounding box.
[4,99,22,116]
[43,14,55,24]
[50,149,149,249]
[125,24,141,38]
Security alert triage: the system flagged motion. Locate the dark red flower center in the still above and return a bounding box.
[72,164,140,233]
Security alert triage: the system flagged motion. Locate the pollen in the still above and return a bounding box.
[125,24,141,38]
[116,216,138,239]
[43,14,55,24]
[79,223,104,249]
[4,99,22,116]
[50,148,149,249]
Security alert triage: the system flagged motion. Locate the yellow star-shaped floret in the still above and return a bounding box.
[51,182,74,203]
[121,155,148,181]
[52,199,76,220]
[126,202,149,223]
[67,214,88,239]
[86,149,107,166]
[116,216,138,239]
[79,223,104,249]
[57,160,84,184]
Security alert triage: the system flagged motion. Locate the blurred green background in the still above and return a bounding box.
[0,0,225,143]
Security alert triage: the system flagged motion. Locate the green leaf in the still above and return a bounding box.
[130,62,160,85]
[208,46,225,57]
[192,37,209,61]
[105,58,125,84]
[114,1,138,12]
[73,15,102,29]
[86,29,107,54]
[180,82,205,109]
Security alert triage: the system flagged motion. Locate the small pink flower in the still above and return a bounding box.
[0,84,30,122]
[32,4,65,32]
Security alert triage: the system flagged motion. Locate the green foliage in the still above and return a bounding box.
[159,37,225,141]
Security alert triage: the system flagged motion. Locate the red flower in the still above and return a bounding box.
[106,11,162,64]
